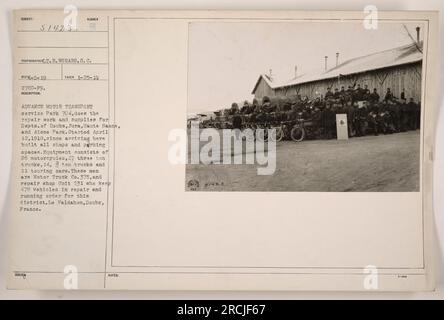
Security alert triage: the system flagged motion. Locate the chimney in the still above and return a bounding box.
[336,52,339,66]
[269,68,273,78]
[294,66,298,78]
[324,56,328,71]
[416,26,420,43]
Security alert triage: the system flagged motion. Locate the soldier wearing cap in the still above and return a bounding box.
[387,99,400,133]
[325,87,334,100]
[253,97,269,124]
[230,102,239,115]
[339,86,346,99]
[362,84,371,100]
[368,101,380,136]
[346,83,356,100]
[252,98,261,113]
[384,88,394,102]
[261,96,273,113]
[353,83,365,101]
[355,101,368,137]
[369,88,380,103]
[333,87,341,99]
[240,101,250,114]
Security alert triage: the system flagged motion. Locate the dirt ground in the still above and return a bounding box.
[186,130,420,192]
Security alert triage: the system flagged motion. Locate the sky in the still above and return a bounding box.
[187,21,424,113]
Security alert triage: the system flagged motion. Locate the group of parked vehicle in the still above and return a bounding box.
[192,84,421,142]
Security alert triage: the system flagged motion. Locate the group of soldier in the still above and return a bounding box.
[215,82,421,139]
[319,84,420,138]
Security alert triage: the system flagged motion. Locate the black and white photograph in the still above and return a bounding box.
[186,21,424,192]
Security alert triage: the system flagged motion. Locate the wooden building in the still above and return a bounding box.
[251,42,423,103]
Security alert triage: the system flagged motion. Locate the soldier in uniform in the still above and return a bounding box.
[369,88,380,103]
[251,98,260,113]
[320,103,336,139]
[262,96,273,113]
[313,97,323,109]
[407,98,419,130]
[230,102,239,115]
[355,102,368,137]
[399,98,409,132]
[386,100,399,133]
[368,101,380,136]
[249,108,258,124]
[346,83,356,101]
[325,87,334,100]
[256,108,267,124]
[281,98,292,112]
[251,101,257,114]
[385,101,398,134]
[327,104,337,139]
[232,111,243,130]
[299,104,310,120]
[353,83,365,101]
[386,100,399,132]
[288,103,299,121]
[335,101,346,115]
[346,100,356,137]
[339,86,346,100]
[416,101,421,129]
[240,101,250,114]
[333,88,341,99]
[384,88,394,102]
[311,104,323,138]
[231,108,243,140]
[400,88,406,101]
[362,84,371,100]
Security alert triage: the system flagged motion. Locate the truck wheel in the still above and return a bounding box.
[291,127,305,142]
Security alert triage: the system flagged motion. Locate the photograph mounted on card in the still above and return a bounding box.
[8,10,437,291]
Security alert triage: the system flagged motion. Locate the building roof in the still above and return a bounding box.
[252,41,423,94]
[251,73,276,94]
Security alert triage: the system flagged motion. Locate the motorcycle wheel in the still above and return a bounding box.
[290,126,305,142]
[255,128,268,142]
[270,127,284,142]
[242,129,255,142]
